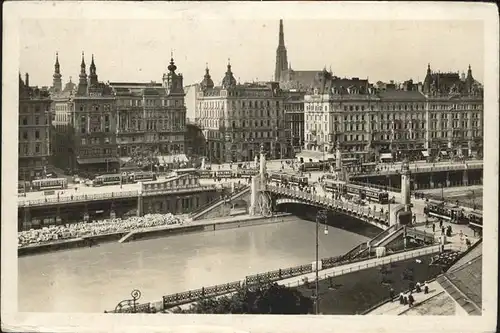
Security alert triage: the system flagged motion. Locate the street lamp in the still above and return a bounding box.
[117,145,122,189]
[315,209,329,315]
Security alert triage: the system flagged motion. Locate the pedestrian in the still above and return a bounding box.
[423,282,429,294]
[439,219,443,229]
[403,295,408,305]
[465,236,471,248]
[425,217,429,228]
[389,287,395,301]
[399,292,404,304]
[415,282,422,293]
[408,293,415,307]
[432,223,435,233]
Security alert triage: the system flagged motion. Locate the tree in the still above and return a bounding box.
[127,146,159,170]
[174,282,313,314]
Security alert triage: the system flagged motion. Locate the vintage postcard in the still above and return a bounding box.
[2,1,498,333]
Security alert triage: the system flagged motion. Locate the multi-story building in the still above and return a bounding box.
[303,65,484,162]
[51,53,118,173]
[109,57,187,166]
[283,90,305,150]
[196,62,290,163]
[184,83,200,122]
[422,64,483,158]
[19,73,53,181]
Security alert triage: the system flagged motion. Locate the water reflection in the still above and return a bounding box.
[18,217,369,312]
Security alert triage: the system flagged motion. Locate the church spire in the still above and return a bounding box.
[279,19,285,47]
[77,51,88,95]
[52,52,62,93]
[274,19,289,82]
[79,52,87,80]
[88,54,98,86]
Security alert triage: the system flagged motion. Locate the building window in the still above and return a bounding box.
[35,143,40,153]
[35,130,40,139]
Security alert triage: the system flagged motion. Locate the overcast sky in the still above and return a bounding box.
[19,18,484,88]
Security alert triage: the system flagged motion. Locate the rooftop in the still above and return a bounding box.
[436,241,482,315]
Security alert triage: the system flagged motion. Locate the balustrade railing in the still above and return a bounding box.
[109,241,452,313]
[267,185,390,224]
[352,161,483,177]
[18,190,139,207]
[18,185,218,207]
[189,185,250,218]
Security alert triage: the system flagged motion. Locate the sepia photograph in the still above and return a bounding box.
[2,2,498,333]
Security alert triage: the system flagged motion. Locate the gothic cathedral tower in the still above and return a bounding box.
[274,19,288,82]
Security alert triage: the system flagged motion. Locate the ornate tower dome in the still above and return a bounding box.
[221,60,237,89]
[200,63,214,90]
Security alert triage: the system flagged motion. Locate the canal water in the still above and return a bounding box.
[18,216,370,313]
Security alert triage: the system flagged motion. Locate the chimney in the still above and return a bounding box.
[25,73,30,87]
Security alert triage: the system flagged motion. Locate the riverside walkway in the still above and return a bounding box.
[366,280,447,315]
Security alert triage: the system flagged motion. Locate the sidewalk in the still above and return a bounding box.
[367,280,445,315]
[276,245,446,289]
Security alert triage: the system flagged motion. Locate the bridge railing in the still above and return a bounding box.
[188,185,250,218]
[142,185,215,197]
[18,185,219,208]
[351,161,483,177]
[268,185,390,224]
[18,190,139,207]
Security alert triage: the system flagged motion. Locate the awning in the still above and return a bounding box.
[380,153,393,159]
[421,151,429,157]
[440,151,448,156]
[159,154,188,165]
[77,157,119,165]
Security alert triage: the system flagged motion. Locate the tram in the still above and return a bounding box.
[236,169,259,178]
[423,200,467,224]
[466,210,482,234]
[197,170,215,178]
[299,162,325,172]
[364,187,390,204]
[322,180,389,204]
[129,171,157,183]
[92,174,122,187]
[173,168,197,176]
[268,172,308,187]
[31,178,68,191]
[215,170,233,179]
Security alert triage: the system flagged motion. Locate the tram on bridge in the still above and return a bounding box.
[195,169,259,180]
[322,179,390,204]
[31,178,68,191]
[423,200,468,224]
[268,172,308,187]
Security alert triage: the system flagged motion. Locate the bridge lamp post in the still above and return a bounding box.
[315,209,328,315]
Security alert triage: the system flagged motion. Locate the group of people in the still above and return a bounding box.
[18,213,186,247]
[389,280,430,309]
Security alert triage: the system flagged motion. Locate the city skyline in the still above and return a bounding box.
[20,19,484,88]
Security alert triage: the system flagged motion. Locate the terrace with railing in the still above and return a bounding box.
[18,185,217,208]
[351,161,483,177]
[108,242,456,313]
